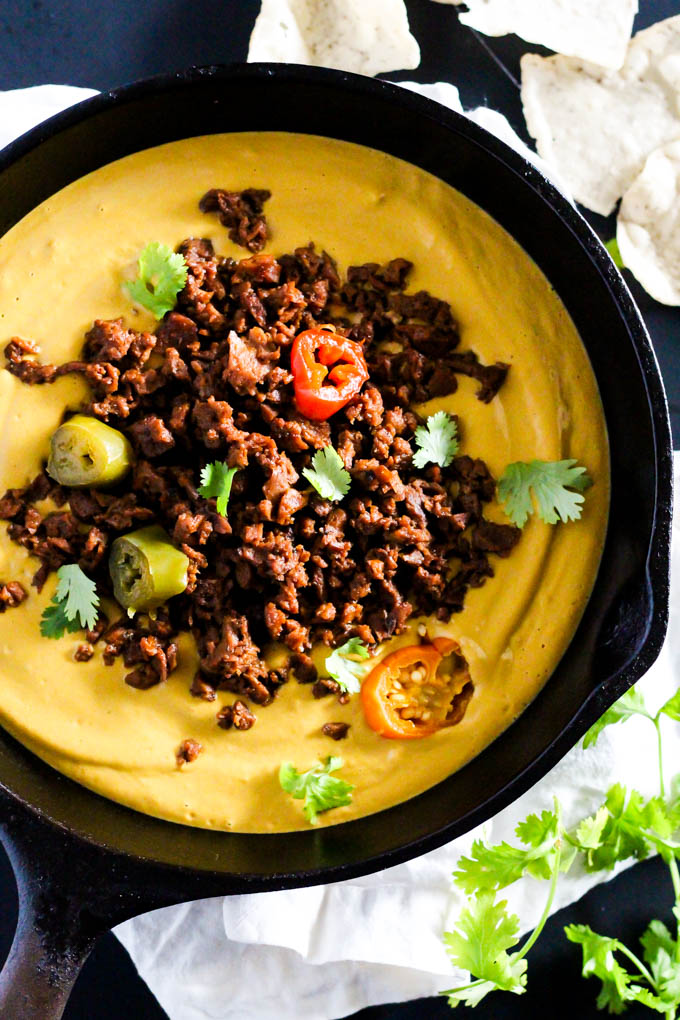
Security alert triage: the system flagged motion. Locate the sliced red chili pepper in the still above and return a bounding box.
[291,326,369,421]
[361,641,473,740]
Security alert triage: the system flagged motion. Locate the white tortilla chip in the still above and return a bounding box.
[248,0,420,77]
[617,140,680,306]
[435,0,637,70]
[521,15,680,216]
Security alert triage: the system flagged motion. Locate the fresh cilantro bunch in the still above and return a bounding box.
[498,459,592,527]
[198,460,237,517]
[442,682,680,1016]
[325,637,370,694]
[302,446,351,502]
[412,411,459,469]
[40,564,100,638]
[279,756,354,824]
[125,241,188,318]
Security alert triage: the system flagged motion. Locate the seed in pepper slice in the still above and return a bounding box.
[361,638,473,739]
[290,326,369,421]
[47,415,133,488]
[109,525,189,614]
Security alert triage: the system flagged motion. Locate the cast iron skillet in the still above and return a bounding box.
[0,64,672,1018]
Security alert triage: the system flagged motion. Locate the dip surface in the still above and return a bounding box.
[0,132,609,832]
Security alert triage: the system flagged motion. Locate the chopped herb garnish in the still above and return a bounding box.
[279,756,354,824]
[605,237,625,269]
[442,679,680,1014]
[412,411,459,469]
[198,461,237,517]
[497,459,592,528]
[302,446,351,502]
[125,241,188,318]
[325,637,370,695]
[40,564,99,638]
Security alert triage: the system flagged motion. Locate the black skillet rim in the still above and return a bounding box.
[0,63,672,889]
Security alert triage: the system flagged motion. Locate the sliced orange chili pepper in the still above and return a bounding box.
[361,641,473,740]
[291,326,369,421]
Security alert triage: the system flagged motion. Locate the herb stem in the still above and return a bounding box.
[615,942,657,989]
[654,715,666,799]
[513,838,562,964]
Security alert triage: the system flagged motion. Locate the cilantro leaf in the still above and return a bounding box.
[302,446,351,502]
[279,755,354,824]
[40,564,100,638]
[325,637,370,695]
[454,810,560,894]
[573,785,659,872]
[497,459,592,528]
[565,925,638,1013]
[198,461,237,517]
[443,891,527,1006]
[583,687,650,749]
[39,600,81,639]
[660,689,680,724]
[640,920,680,1006]
[605,237,625,269]
[125,242,188,318]
[412,411,459,469]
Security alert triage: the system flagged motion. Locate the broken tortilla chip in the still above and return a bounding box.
[248,0,420,77]
[435,0,637,70]
[618,140,680,306]
[520,15,680,216]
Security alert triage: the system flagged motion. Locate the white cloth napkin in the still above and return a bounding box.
[1,81,677,1020]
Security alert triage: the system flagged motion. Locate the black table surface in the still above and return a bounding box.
[1,1,679,1017]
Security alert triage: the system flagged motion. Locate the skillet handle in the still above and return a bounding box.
[0,877,96,1019]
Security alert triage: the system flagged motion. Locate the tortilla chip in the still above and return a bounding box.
[521,16,680,216]
[248,0,420,77]
[617,140,680,306]
[435,0,637,69]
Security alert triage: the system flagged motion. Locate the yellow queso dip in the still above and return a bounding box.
[0,132,609,832]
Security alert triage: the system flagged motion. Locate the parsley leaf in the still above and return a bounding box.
[325,638,370,695]
[198,461,237,517]
[412,411,459,469]
[442,891,527,1006]
[497,459,592,528]
[605,237,625,269]
[583,687,650,749]
[278,755,354,824]
[125,242,188,318]
[573,785,658,872]
[302,446,351,502]
[40,564,100,638]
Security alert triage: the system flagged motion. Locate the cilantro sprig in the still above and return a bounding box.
[40,564,100,638]
[279,756,354,824]
[325,637,370,695]
[412,411,459,469]
[125,242,188,318]
[497,459,592,528]
[302,446,351,502]
[441,682,680,1016]
[198,461,237,517]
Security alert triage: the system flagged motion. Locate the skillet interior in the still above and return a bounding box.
[0,64,671,888]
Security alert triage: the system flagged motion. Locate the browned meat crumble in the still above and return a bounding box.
[176,737,203,766]
[1,192,520,729]
[322,721,350,741]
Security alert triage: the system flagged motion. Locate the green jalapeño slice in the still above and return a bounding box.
[47,415,133,487]
[109,526,189,613]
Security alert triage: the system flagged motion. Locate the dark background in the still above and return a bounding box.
[0,1,679,1017]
